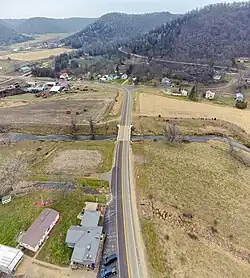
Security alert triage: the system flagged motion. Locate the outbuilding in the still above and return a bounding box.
[19,208,59,253]
[0,245,23,275]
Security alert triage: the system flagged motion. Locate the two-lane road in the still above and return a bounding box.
[115,87,142,278]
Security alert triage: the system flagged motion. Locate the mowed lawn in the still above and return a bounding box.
[138,93,250,134]
[0,189,106,266]
[133,141,250,278]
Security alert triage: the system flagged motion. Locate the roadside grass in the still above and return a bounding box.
[77,178,109,189]
[133,141,250,278]
[141,219,166,275]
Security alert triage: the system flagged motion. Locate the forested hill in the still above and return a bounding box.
[63,12,178,51]
[15,17,97,34]
[122,2,250,64]
[0,20,31,45]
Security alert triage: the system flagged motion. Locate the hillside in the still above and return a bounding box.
[15,17,96,34]
[122,2,250,64]
[0,20,31,45]
[4,19,26,28]
[63,12,178,52]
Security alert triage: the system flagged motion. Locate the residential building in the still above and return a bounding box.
[66,226,103,268]
[235,93,244,102]
[80,211,101,227]
[84,202,99,211]
[65,205,103,269]
[205,90,215,100]
[0,245,23,275]
[49,86,62,93]
[19,208,59,253]
[161,77,171,87]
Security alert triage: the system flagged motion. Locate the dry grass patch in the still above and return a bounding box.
[133,141,250,278]
[48,149,102,175]
[1,48,71,61]
[138,93,250,134]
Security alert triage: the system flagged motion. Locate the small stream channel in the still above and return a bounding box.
[0,132,250,153]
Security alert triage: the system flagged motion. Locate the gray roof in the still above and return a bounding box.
[20,208,59,248]
[80,210,101,227]
[66,226,103,264]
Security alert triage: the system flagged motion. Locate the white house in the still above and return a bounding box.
[181,89,188,97]
[19,208,59,253]
[205,90,215,100]
[0,245,23,275]
[235,93,244,102]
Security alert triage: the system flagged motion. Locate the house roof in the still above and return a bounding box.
[0,245,23,274]
[20,208,59,249]
[80,211,101,227]
[66,226,103,264]
[49,86,61,92]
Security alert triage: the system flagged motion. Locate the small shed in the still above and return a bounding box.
[205,90,215,100]
[1,195,11,205]
[85,202,99,211]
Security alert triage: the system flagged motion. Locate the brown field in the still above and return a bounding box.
[0,48,72,61]
[133,141,250,278]
[138,93,250,134]
[0,87,119,134]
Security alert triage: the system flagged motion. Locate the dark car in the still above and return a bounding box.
[103,253,118,266]
[101,266,117,278]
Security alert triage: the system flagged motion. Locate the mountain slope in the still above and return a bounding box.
[16,17,66,34]
[63,12,179,51]
[0,20,31,45]
[4,19,26,28]
[123,2,250,64]
[56,18,97,33]
[15,17,97,34]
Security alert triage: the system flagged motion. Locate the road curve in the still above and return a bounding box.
[114,87,142,278]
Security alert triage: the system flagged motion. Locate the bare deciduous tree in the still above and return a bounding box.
[164,123,181,142]
[88,117,96,139]
[70,111,78,137]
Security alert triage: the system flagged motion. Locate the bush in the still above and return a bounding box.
[235,101,248,109]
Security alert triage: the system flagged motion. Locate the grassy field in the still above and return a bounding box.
[133,141,250,278]
[10,33,69,48]
[0,48,72,61]
[136,92,250,134]
[0,140,115,197]
[0,189,105,265]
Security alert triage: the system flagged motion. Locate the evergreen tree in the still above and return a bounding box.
[188,85,198,101]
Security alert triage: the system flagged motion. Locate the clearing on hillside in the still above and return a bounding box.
[0,48,72,61]
[133,141,250,278]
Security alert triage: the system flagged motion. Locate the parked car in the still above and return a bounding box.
[101,266,117,278]
[103,253,118,266]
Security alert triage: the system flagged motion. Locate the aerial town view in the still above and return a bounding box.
[0,0,250,278]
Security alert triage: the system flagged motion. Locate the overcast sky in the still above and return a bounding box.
[1,0,242,18]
